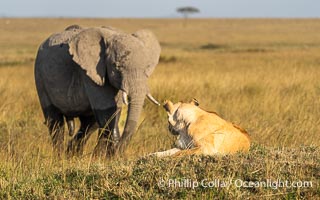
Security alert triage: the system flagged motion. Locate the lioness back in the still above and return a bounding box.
[183,104,250,155]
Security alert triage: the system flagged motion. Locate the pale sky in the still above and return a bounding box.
[0,0,319,18]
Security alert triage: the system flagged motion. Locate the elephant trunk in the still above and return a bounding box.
[115,69,160,154]
[116,86,146,154]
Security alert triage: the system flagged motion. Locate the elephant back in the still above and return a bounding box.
[48,25,83,47]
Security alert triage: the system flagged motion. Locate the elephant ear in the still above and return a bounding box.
[132,29,161,77]
[69,28,106,86]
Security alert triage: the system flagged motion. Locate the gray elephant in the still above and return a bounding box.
[34,25,161,157]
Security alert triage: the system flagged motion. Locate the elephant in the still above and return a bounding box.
[34,25,161,157]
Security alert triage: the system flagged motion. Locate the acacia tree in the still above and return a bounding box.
[176,7,200,19]
[176,7,200,27]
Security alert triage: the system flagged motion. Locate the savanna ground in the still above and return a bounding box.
[0,18,319,199]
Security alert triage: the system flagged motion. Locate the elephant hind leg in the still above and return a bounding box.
[35,75,65,155]
[67,115,97,156]
[43,105,65,156]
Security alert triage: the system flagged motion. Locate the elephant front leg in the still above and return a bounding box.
[93,106,120,157]
[67,115,97,156]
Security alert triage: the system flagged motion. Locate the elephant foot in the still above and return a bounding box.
[51,135,65,158]
[93,138,116,158]
[114,133,132,155]
[67,140,83,157]
[52,145,64,158]
[67,138,85,157]
[114,143,125,156]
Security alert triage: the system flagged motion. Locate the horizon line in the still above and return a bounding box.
[1,16,320,20]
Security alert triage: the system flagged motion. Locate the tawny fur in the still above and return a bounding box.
[155,99,250,157]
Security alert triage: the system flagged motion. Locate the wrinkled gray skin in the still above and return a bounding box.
[34,25,161,157]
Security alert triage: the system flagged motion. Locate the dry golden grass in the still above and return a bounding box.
[0,18,319,198]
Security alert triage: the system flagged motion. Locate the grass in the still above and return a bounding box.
[0,18,319,199]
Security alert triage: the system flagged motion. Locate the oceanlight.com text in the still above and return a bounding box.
[158,178,313,190]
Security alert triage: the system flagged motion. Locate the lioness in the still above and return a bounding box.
[153,99,250,157]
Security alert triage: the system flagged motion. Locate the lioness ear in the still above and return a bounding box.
[69,28,106,86]
[163,100,174,114]
[190,98,199,106]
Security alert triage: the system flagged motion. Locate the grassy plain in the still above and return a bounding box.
[0,18,319,199]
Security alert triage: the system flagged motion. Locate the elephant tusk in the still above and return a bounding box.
[122,91,129,105]
[147,93,160,106]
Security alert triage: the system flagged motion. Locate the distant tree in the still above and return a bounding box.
[176,7,200,27]
[176,6,200,19]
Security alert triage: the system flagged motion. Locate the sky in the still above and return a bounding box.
[0,0,319,18]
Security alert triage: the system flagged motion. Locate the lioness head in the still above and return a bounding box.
[163,99,199,149]
[163,98,199,114]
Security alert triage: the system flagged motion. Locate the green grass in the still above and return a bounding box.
[0,145,318,199]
